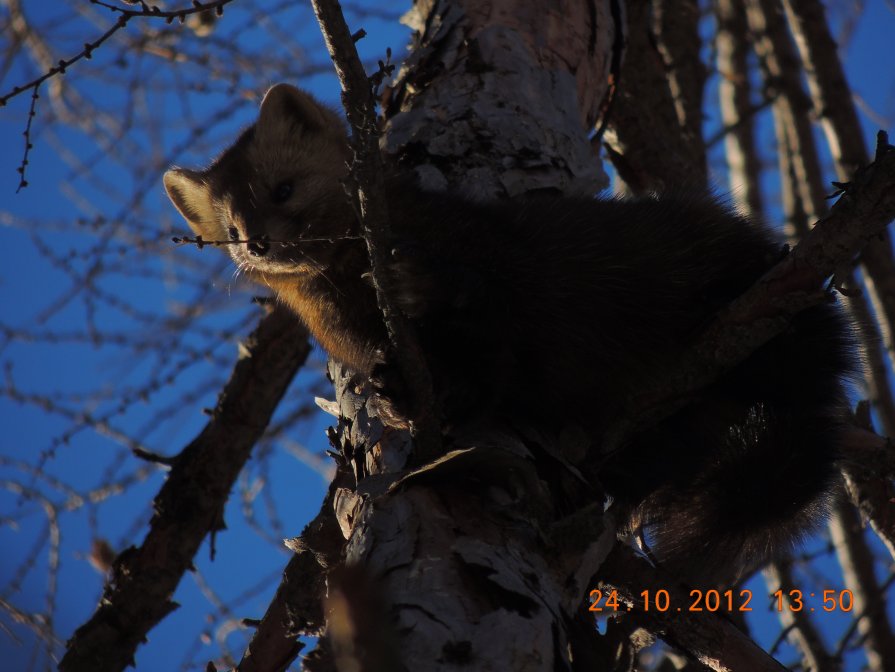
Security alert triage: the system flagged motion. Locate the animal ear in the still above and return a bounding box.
[258,83,338,133]
[163,168,217,240]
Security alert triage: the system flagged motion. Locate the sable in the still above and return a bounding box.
[165,83,858,582]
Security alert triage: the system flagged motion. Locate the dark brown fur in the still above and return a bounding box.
[165,84,858,582]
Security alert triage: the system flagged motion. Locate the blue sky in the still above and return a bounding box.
[1,1,893,670]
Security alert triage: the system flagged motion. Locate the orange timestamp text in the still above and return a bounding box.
[588,588,855,613]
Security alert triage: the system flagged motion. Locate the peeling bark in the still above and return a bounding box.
[297,3,624,668]
[384,0,614,198]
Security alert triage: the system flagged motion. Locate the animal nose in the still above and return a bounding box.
[248,236,270,257]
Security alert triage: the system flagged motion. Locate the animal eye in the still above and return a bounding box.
[271,182,293,203]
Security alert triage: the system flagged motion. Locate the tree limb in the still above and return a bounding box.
[236,477,345,672]
[60,306,311,672]
[600,545,789,672]
[604,134,895,457]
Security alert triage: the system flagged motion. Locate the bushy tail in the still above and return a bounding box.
[631,303,858,584]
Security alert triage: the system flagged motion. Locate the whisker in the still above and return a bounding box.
[300,249,344,297]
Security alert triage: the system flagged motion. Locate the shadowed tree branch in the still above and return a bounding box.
[60,306,311,672]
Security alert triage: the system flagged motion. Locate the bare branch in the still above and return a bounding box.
[603,0,706,192]
[781,0,895,430]
[309,0,441,462]
[1,1,238,107]
[600,545,789,672]
[604,135,895,457]
[829,496,895,672]
[60,306,311,672]
[764,561,840,672]
[237,477,345,672]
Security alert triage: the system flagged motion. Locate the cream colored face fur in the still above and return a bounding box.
[164,84,354,278]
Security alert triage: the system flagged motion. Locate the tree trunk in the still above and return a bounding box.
[310,1,619,669]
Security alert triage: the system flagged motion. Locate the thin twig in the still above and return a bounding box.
[2,0,238,189]
[15,85,39,192]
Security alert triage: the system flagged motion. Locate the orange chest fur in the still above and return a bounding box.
[262,273,375,373]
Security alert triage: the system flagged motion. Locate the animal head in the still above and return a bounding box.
[164,83,355,277]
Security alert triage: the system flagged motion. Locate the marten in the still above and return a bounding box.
[164,83,858,582]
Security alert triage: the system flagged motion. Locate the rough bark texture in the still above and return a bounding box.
[40,1,895,670]
[60,306,312,672]
[383,0,613,198]
[321,363,617,671]
[300,1,895,669]
[237,478,346,672]
[304,2,620,669]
